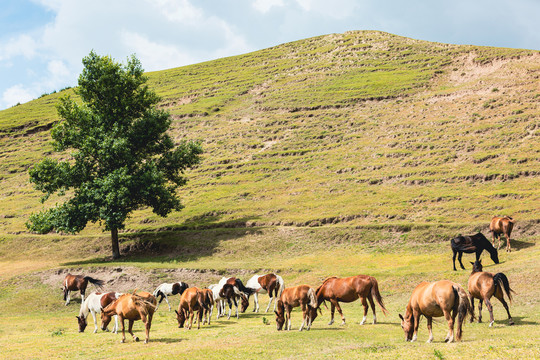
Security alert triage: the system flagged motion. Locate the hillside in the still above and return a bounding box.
[1,31,538,241]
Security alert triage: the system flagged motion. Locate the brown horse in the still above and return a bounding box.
[200,288,215,325]
[62,273,104,305]
[101,291,157,343]
[490,216,515,252]
[275,285,318,331]
[175,287,208,330]
[315,275,388,326]
[399,280,473,343]
[468,259,514,326]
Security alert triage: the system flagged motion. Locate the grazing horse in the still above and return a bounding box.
[77,291,122,333]
[451,232,499,271]
[490,216,515,252]
[275,285,318,331]
[468,259,514,326]
[399,280,473,343]
[315,275,388,326]
[209,282,248,320]
[152,282,189,311]
[101,291,157,343]
[175,287,208,330]
[200,288,215,325]
[245,273,284,312]
[62,274,104,305]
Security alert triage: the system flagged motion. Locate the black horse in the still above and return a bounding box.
[451,232,499,271]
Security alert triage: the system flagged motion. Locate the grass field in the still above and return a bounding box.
[0,31,539,359]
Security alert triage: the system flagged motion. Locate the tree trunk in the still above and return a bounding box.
[111,228,121,259]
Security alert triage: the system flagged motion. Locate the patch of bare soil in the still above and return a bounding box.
[39,267,257,294]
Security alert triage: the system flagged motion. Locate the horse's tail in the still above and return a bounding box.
[307,287,317,309]
[493,273,514,302]
[152,285,162,297]
[132,292,157,316]
[85,276,105,289]
[453,284,473,341]
[370,277,389,315]
[234,279,255,296]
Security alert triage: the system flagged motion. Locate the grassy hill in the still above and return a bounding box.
[0,31,539,359]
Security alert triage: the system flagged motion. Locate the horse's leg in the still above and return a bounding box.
[227,298,232,320]
[469,296,475,323]
[360,297,368,325]
[286,305,292,331]
[443,309,455,343]
[452,249,458,271]
[90,310,98,333]
[426,316,434,343]
[164,294,171,311]
[208,304,213,325]
[128,319,138,342]
[65,290,70,306]
[144,312,153,343]
[496,294,514,325]
[253,293,260,312]
[306,306,313,330]
[505,231,511,252]
[484,297,495,327]
[299,304,306,331]
[265,285,275,313]
[334,301,346,325]
[458,252,465,270]
[113,315,119,333]
[411,310,420,342]
[234,297,239,319]
[80,290,85,305]
[189,309,195,330]
[120,316,126,343]
[478,299,483,323]
[328,301,336,325]
[367,294,377,324]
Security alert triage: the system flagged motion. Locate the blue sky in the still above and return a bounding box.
[1,0,539,110]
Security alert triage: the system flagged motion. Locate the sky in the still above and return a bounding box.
[1,0,539,110]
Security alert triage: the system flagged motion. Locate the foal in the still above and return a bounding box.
[468,259,514,326]
[275,285,318,331]
[175,287,208,330]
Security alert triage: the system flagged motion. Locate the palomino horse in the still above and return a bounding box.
[451,232,499,271]
[315,275,388,326]
[62,273,104,305]
[275,285,318,331]
[399,280,473,343]
[468,260,514,326]
[490,216,515,252]
[101,291,157,343]
[245,273,284,312]
[152,282,189,311]
[175,287,208,330]
[77,291,122,333]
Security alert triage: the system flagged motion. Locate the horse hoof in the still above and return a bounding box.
[489,321,494,327]
[509,319,515,326]
[144,340,148,344]
[328,320,334,326]
[135,337,140,342]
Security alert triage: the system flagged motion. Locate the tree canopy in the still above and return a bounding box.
[27,51,203,259]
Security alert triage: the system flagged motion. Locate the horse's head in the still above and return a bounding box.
[274,300,285,330]
[76,316,87,332]
[308,305,320,323]
[100,303,116,331]
[399,313,414,341]
[240,294,249,313]
[471,259,483,273]
[175,309,186,328]
[490,249,500,264]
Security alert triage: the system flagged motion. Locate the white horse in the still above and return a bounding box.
[152,282,189,311]
[76,292,121,333]
[245,273,284,312]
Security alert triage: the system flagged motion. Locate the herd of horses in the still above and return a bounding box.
[62,216,516,344]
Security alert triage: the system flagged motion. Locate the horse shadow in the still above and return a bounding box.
[509,239,535,250]
[151,337,186,343]
[507,316,538,326]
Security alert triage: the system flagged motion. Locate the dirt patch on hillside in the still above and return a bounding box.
[39,267,259,293]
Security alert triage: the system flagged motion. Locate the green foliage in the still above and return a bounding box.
[26,52,203,254]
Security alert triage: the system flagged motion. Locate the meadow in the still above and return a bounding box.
[0,31,539,358]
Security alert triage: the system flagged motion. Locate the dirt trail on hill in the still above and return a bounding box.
[40,267,257,293]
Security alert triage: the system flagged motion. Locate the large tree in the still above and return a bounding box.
[27,51,203,259]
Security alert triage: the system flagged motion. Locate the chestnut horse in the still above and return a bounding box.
[315,275,388,326]
[451,232,499,271]
[175,287,208,330]
[62,273,104,305]
[245,273,284,312]
[399,280,473,343]
[275,285,318,331]
[490,216,515,252]
[200,288,215,325]
[468,259,514,326]
[101,291,157,343]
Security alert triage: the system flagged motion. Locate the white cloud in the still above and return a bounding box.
[1,85,36,108]
[293,0,359,19]
[253,0,284,13]
[152,0,204,23]
[0,34,38,61]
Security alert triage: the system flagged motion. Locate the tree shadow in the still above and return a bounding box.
[61,215,261,266]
